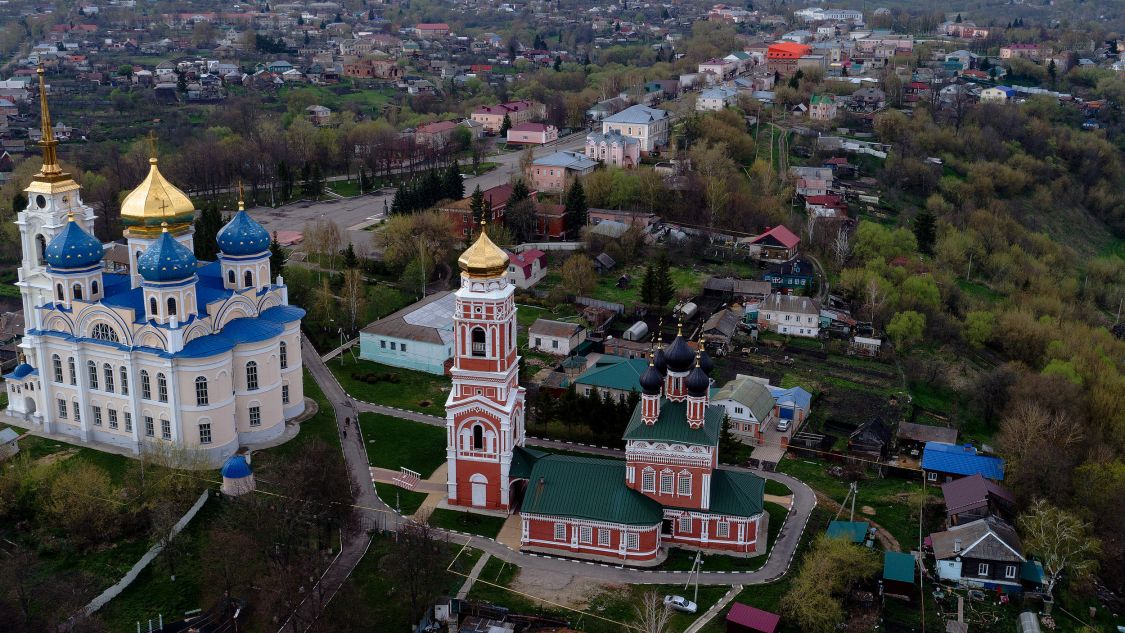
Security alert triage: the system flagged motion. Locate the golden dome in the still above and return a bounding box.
[458,224,509,279]
[120,155,196,236]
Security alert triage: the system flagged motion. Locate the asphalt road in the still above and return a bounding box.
[246,131,589,249]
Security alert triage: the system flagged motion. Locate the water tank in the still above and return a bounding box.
[622,321,649,341]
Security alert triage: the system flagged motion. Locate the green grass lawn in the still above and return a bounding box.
[358,413,446,476]
[255,371,339,467]
[327,180,363,197]
[328,356,449,416]
[909,380,957,415]
[426,508,506,538]
[374,482,429,515]
[459,161,500,175]
[764,479,792,496]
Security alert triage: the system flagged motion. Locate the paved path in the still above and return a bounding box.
[456,552,492,599]
[684,585,743,633]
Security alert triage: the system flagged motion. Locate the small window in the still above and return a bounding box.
[280,341,288,369]
[103,363,114,392]
[91,323,119,342]
[145,416,155,437]
[195,376,209,406]
[678,515,691,533]
[401,343,407,352]
[68,358,76,385]
[57,398,67,418]
[554,523,566,541]
[73,284,83,301]
[120,367,128,395]
[978,563,990,577]
[626,532,639,550]
[552,340,558,348]
[390,342,396,350]
[92,406,102,426]
[641,468,656,493]
[124,412,132,432]
[199,423,212,444]
[472,424,484,450]
[380,340,386,349]
[52,355,63,382]
[141,370,151,399]
[249,405,261,427]
[87,360,98,389]
[56,283,63,301]
[161,418,171,440]
[717,521,730,538]
[282,384,290,404]
[108,408,118,430]
[246,361,258,390]
[678,472,691,496]
[1004,565,1017,579]
[91,280,99,295]
[660,471,673,494]
[244,270,253,288]
[149,297,158,317]
[926,471,937,482]
[167,297,177,316]
[471,328,486,357]
[579,526,592,544]
[73,402,80,422]
[157,373,168,402]
[598,529,610,547]
[227,269,235,284]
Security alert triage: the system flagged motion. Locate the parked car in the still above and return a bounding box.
[776,418,791,432]
[663,595,698,614]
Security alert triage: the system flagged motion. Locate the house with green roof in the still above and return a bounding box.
[712,374,778,443]
[570,354,647,403]
[809,93,838,121]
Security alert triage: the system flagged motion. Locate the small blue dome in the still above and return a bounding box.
[138,229,198,282]
[653,349,667,375]
[221,454,252,478]
[217,211,270,256]
[686,364,710,397]
[639,361,663,395]
[664,334,695,373]
[45,219,103,269]
[8,363,34,379]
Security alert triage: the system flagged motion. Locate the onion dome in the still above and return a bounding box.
[221,453,253,479]
[664,333,695,373]
[137,223,198,282]
[120,149,196,236]
[639,357,663,395]
[699,350,714,375]
[8,363,35,379]
[653,348,668,375]
[686,362,710,397]
[217,211,270,256]
[45,216,103,269]
[457,222,509,279]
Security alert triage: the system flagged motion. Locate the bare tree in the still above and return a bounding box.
[341,268,366,332]
[863,277,886,325]
[832,225,851,269]
[1019,499,1101,600]
[384,521,449,623]
[633,591,672,633]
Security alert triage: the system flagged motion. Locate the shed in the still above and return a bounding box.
[0,427,20,460]
[623,321,649,342]
[677,302,699,321]
[594,252,616,273]
[726,602,780,633]
[848,418,892,458]
[897,421,957,454]
[826,520,869,543]
[883,551,916,597]
[1017,611,1042,633]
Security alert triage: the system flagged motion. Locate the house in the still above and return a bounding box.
[767,385,811,428]
[527,151,598,192]
[758,293,820,338]
[941,474,1016,527]
[601,104,671,154]
[343,59,403,80]
[532,203,569,240]
[883,551,916,598]
[848,419,892,458]
[585,129,641,169]
[701,309,741,354]
[358,291,456,375]
[726,603,780,633]
[702,277,772,303]
[698,58,733,79]
[529,319,586,356]
[507,122,558,145]
[827,520,870,543]
[789,166,834,197]
[808,94,837,121]
[471,100,545,134]
[570,354,646,402]
[589,208,658,229]
[305,104,331,126]
[506,249,547,289]
[767,42,813,77]
[922,442,1005,483]
[594,252,617,273]
[415,120,459,147]
[850,87,886,111]
[439,183,532,239]
[930,518,1025,590]
[586,95,630,122]
[415,23,451,38]
[747,225,801,262]
[979,86,1015,103]
[0,427,19,461]
[763,257,815,292]
[999,44,1040,61]
[697,86,739,111]
[713,375,777,443]
[896,421,957,455]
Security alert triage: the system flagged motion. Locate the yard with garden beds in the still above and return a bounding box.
[328,356,449,416]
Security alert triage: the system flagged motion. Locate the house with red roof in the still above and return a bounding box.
[415,120,459,147]
[505,249,548,289]
[506,122,558,145]
[726,602,780,633]
[415,23,450,38]
[767,42,812,76]
[748,225,801,261]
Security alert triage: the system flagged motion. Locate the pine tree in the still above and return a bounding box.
[499,113,512,136]
[443,162,464,200]
[508,179,530,206]
[553,56,562,71]
[654,252,675,309]
[955,13,962,23]
[640,263,656,305]
[563,180,587,235]
[718,414,740,460]
[269,231,286,277]
[12,192,27,214]
[423,169,443,207]
[391,183,405,214]
[343,242,359,269]
[469,185,486,225]
[194,204,224,260]
[913,210,936,255]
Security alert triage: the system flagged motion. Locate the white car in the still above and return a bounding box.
[663,595,698,614]
[776,418,791,432]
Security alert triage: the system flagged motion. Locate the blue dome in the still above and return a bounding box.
[639,361,663,395]
[217,210,270,256]
[45,219,103,269]
[138,229,198,282]
[664,334,695,373]
[686,364,710,397]
[221,454,252,478]
[8,363,34,379]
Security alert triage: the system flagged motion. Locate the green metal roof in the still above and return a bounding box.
[622,399,723,447]
[827,520,870,543]
[883,551,916,584]
[714,377,775,423]
[706,468,766,517]
[810,94,833,105]
[510,446,549,480]
[521,455,664,526]
[573,357,648,392]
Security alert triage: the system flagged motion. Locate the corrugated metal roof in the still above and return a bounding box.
[602,104,670,124]
[726,602,780,633]
[623,399,723,447]
[930,517,1023,562]
[922,442,1004,480]
[529,318,583,339]
[522,455,664,525]
[574,356,647,391]
[360,291,455,345]
[884,551,916,584]
[827,520,869,543]
[705,468,765,517]
[714,376,774,423]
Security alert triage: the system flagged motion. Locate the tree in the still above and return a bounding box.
[1019,499,1101,599]
[640,263,656,305]
[442,162,464,201]
[43,461,120,549]
[505,199,538,243]
[342,242,359,269]
[468,185,487,225]
[269,231,286,277]
[886,310,925,349]
[831,225,851,268]
[560,254,596,296]
[782,534,881,633]
[150,500,187,579]
[564,180,588,236]
[194,204,224,260]
[117,64,133,78]
[341,268,366,332]
[633,591,672,633]
[1047,59,1057,86]
[376,210,458,279]
[912,209,936,255]
[385,521,449,622]
[507,178,531,207]
[654,252,675,309]
[963,310,994,348]
[499,113,512,136]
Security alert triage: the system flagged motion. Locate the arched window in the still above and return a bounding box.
[91,323,120,343]
[55,284,63,301]
[280,341,288,369]
[68,357,76,385]
[167,297,177,316]
[73,283,83,301]
[472,424,484,450]
[120,366,128,395]
[471,328,486,357]
[36,235,47,265]
[659,470,674,495]
[52,355,63,382]
[87,360,98,389]
[195,376,209,406]
[157,373,168,402]
[244,270,253,288]
[91,280,99,296]
[141,370,151,399]
[227,269,235,284]
[245,361,258,390]
[149,297,158,317]
[103,363,114,392]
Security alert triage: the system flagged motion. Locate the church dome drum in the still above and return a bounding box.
[120,155,196,235]
[217,210,271,256]
[663,334,695,373]
[45,217,103,269]
[137,224,198,282]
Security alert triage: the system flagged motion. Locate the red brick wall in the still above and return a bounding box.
[524,516,661,562]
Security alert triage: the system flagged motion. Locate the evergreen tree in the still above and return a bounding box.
[423,169,443,207]
[508,179,531,206]
[391,183,405,214]
[193,204,224,260]
[442,162,464,200]
[718,414,740,460]
[654,252,675,309]
[1048,59,1057,85]
[563,180,587,235]
[469,185,487,225]
[913,210,936,255]
[12,192,27,215]
[499,113,512,136]
[269,231,286,276]
[955,13,962,23]
[640,263,657,305]
[277,161,293,201]
[343,242,359,269]
[553,56,562,71]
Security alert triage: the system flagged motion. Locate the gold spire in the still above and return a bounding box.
[457,219,509,279]
[120,132,196,237]
[161,221,169,233]
[237,180,245,211]
[31,65,70,185]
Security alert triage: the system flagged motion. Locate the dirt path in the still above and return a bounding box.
[507,566,610,610]
[813,491,902,552]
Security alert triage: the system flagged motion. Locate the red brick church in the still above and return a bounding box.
[445,229,768,565]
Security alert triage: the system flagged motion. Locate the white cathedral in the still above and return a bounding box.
[3,69,305,465]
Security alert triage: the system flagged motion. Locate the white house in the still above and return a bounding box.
[697,87,739,111]
[979,86,1015,103]
[601,105,671,153]
[528,319,586,356]
[758,293,820,338]
[358,291,456,375]
[712,375,777,443]
[505,249,547,289]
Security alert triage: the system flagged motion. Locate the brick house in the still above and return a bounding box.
[527,150,598,192]
[506,122,558,145]
[585,129,641,168]
[471,100,546,134]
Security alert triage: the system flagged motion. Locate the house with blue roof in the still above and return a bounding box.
[3,74,305,466]
[600,104,671,153]
[922,442,1004,483]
